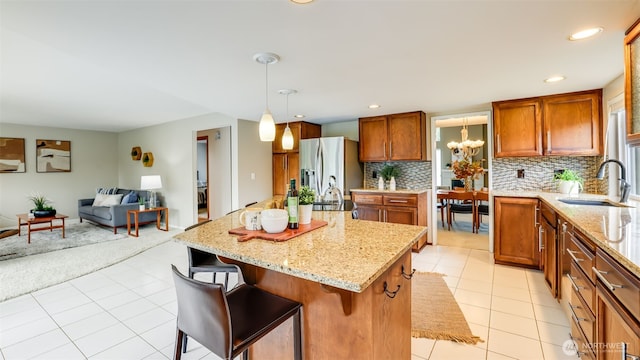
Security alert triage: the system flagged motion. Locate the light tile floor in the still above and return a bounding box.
[0,241,574,360]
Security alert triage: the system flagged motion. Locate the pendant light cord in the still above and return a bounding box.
[265,62,269,109]
[286,92,290,126]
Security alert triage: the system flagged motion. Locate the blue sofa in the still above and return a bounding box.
[78,188,158,233]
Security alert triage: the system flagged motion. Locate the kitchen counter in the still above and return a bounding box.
[493,190,640,278]
[173,210,426,292]
[173,207,426,359]
[351,187,429,194]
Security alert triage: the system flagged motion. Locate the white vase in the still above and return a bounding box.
[299,204,313,225]
[378,176,384,190]
[390,177,396,191]
[558,180,582,195]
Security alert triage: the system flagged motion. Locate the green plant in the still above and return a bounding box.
[299,185,315,205]
[28,193,55,211]
[380,164,400,181]
[138,196,145,205]
[554,169,584,185]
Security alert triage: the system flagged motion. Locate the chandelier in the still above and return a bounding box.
[446,118,484,160]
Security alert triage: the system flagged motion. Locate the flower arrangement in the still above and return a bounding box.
[452,159,485,180]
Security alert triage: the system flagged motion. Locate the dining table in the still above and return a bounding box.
[436,189,490,232]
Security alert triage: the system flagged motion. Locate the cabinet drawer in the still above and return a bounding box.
[567,234,595,284]
[352,193,383,206]
[569,282,595,344]
[594,249,640,317]
[569,262,595,315]
[540,201,556,226]
[570,320,596,360]
[383,194,417,207]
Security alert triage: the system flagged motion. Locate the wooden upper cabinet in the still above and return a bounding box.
[542,90,602,155]
[272,121,321,153]
[493,98,543,157]
[359,111,428,162]
[492,89,603,157]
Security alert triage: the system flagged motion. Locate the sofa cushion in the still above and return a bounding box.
[93,194,123,206]
[96,187,118,195]
[121,191,138,204]
[91,206,113,220]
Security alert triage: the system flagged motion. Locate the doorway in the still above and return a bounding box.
[197,136,209,222]
[430,111,493,251]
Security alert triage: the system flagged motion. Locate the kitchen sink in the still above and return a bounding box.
[557,198,630,207]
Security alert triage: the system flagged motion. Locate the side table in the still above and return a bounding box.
[127,207,169,237]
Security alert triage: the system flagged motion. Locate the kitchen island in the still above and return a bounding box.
[173,210,427,359]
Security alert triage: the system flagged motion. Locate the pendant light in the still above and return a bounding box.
[279,89,297,150]
[253,52,280,141]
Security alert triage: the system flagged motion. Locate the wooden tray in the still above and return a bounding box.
[228,220,328,242]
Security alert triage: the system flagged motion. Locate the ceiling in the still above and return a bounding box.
[2,1,640,133]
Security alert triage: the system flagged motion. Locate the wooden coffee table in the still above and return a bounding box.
[16,213,68,244]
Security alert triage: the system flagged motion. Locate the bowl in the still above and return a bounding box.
[261,209,289,233]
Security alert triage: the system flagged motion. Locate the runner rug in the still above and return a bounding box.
[412,272,483,344]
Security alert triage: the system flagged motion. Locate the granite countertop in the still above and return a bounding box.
[350,188,429,194]
[173,210,427,293]
[493,190,640,278]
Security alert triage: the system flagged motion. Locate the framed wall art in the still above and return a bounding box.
[0,137,26,173]
[36,139,71,172]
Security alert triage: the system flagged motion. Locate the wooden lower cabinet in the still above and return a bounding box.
[352,191,428,251]
[596,285,640,360]
[541,216,557,296]
[494,197,541,268]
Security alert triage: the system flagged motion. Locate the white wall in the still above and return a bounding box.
[237,119,272,208]
[0,123,118,227]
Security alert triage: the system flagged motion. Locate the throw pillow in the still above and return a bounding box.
[121,191,138,204]
[96,187,118,195]
[92,194,123,207]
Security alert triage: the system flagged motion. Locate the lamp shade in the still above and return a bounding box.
[141,175,162,190]
[259,110,276,141]
[282,125,294,149]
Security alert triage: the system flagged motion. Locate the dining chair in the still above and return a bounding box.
[447,191,476,233]
[435,186,450,228]
[183,220,243,353]
[171,265,303,360]
[475,191,489,232]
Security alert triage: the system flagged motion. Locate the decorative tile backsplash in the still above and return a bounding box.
[363,161,431,190]
[361,156,609,195]
[491,156,606,194]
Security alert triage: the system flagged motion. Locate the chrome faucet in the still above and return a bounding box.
[596,159,631,203]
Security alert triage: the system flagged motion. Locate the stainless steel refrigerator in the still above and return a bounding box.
[299,137,363,211]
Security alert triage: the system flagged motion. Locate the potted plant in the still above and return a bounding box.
[138,196,146,210]
[380,165,400,191]
[554,169,584,195]
[29,193,56,217]
[298,185,315,225]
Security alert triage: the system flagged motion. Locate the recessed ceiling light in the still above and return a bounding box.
[569,27,603,41]
[544,76,566,83]
[290,0,313,4]
[294,114,305,118]
[368,104,380,109]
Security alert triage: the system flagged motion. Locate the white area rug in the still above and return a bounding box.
[0,222,180,302]
[0,221,128,260]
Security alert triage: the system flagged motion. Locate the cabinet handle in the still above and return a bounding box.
[390,141,393,158]
[592,267,624,291]
[383,142,386,158]
[383,282,401,298]
[621,343,640,360]
[401,265,415,280]
[388,199,408,203]
[534,206,539,228]
[568,303,587,323]
[283,156,286,170]
[561,222,567,255]
[497,134,501,153]
[567,249,584,263]
[566,273,584,291]
[538,226,544,251]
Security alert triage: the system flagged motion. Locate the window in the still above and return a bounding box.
[608,95,638,200]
